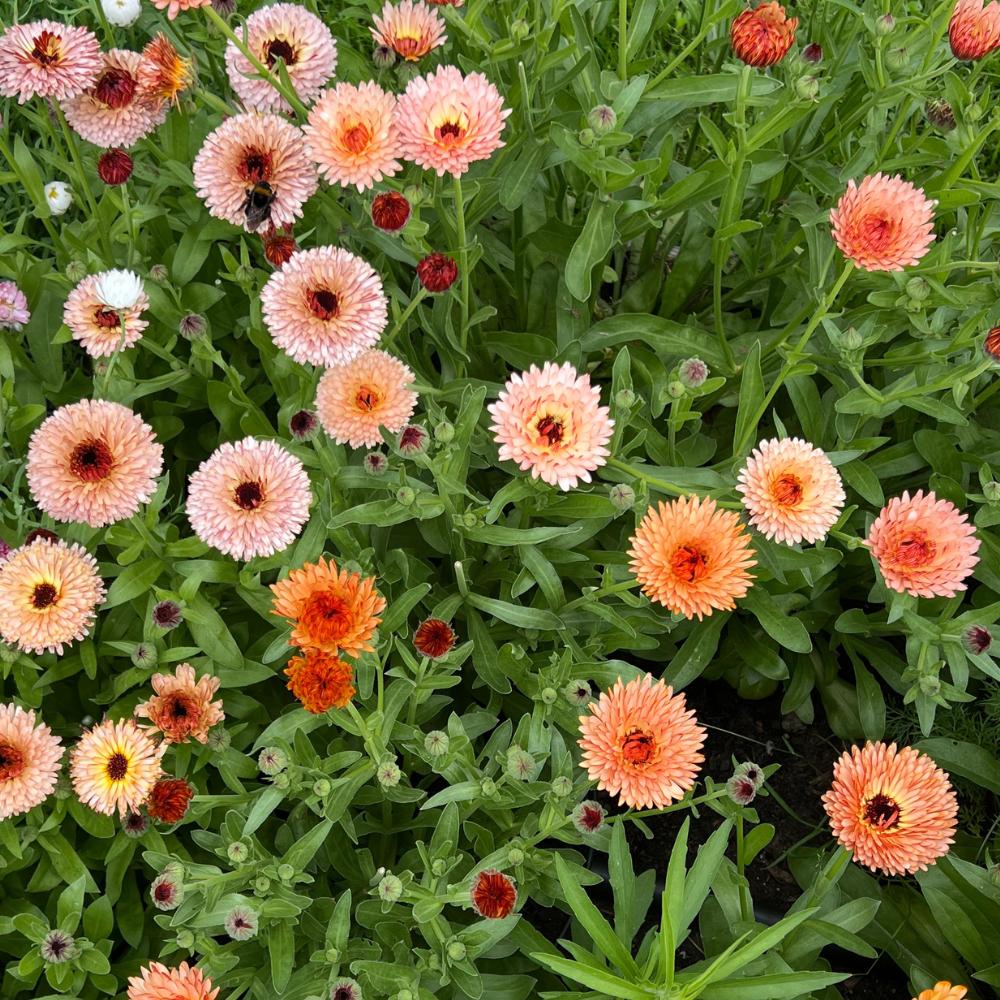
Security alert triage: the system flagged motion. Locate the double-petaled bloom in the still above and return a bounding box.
[127,962,219,1000]
[136,664,224,744]
[63,271,149,357]
[371,0,447,62]
[730,3,798,66]
[0,21,101,103]
[0,705,62,820]
[284,648,356,712]
[949,0,1000,59]
[138,34,194,108]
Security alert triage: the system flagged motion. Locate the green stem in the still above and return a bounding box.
[618,0,628,80]
[453,174,471,372]
[645,27,711,91]
[120,182,136,266]
[382,287,428,350]
[130,514,163,556]
[605,787,729,823]
[194,85,238,117]
[736,813,751,922]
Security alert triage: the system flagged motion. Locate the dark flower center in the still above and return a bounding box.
[863,793,901,831]
[308,289,340,320]
[621,729,656,766]
[437,121,463,143]
[536,415,563,446]
[106,752,129,781]
[0,742,26,781]
[239,147,273,183]
[264,37,297,67]
[234,480,265,511]
[69,437,115,482]
[671,545,709,582]
[94,307,121,329]
[31,30,61,66]
[31,582,58,610]
[773,473,804,506]
[153,881,174,903]
[579,805,603,830]
[355,385,379,410]
[95,67,137,109]
[163,692,199,724]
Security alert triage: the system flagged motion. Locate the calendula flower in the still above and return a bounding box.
[147,777,194,823]
[63,272,149,357]
[153,0,211,20]
[70,719,164,817]
[315,349,418,448]
[737,437,845,544]
[470,869,517,918]
[225,2,336,113]
[413,618,456,658]
[284,648,356,712]
[371,191,411,232]
[0,281,30,331]
[578,674,705,810]
[867,490,979,598]
[262,227,299,267]
[260,246,388,366]
[193,113,318,232]
[915,986,967,1000]
[730,2,798,66]
[0,704,62,820]
[984,325,1000,362]
[0,539,105,654]
[63,49,165,148]
[44,181,73,215]
[270,555,386,656]
[823,742,958,876]
[26,399,162,527]
[0,21,101,103]
[628,496,756,620]
[831,173,936,271]
[303,81,401,191]
[488,361,614,491]
[103,0,142,27]
[371,1,447,61]
[138,34,194,108]
[572,800,606,834]
[136,663,224,744]
[396,64,510,177]
[186,437,313,561]
[127,962,219,1000]
[949,0,1000,58]
[97,148,134,185]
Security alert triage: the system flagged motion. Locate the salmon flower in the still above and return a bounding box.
[136,664,224,744]
[915,985,968,1000]
[730,2,798,66]
[949,0,1000,59]
[63,271,149,357]
[823,742,958,876]
[371,0,447,62]
[152,0,210,20]
[0,21,101,103]
[284,648,356,712]
[127,962,219,1000]
[0,705,62,820]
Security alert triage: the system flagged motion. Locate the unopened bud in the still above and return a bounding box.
[510,18,529,41]
[254,876,271,893]
[802,42,822,64]
[875,12,895,35]
[480,777,497,797]
[131,643,157,668]
[906,277,930,301]
[579,127,596,147]
[447,939,467,961]
[985,481,1000,502]
[396,487,415,506]
[377,760,402,787]
[968,101,985,121]
[925,99,956,131]
[325,947,341,963]
[431,858,447,876]
[378,873,403,902]
[506,748,536,781]
[550,776,573,797]
[587,105,617,135]
[609,484,636,510]
[272,770,291,789]
[277,863,295,881]
[227,842,249,864]
[795,75,819,101]
[176,929,195,950]
[678,357,709,388]
[507,846,524,866]
[434,421,455,443]
[65,260,88,282]
[666,380,685,399]
[615,388,636,409]
[919,674,941,697]
[313,778,331,797]
[540,686,558,704]
[885,46,909,72]
[373,44,396,69]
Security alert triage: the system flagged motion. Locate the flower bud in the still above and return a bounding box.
[364,452,388,475]
[65,259,88,282]
[550,775,573,797]
[228,841,249,864]
[371,191,411,233]
[378,873,403,902]
[572,800,606,834]
[480,777,497,798]
[179,313,207,340]
[905,277,930,301]
[510,18,529,41]
[587,105,617,135]
[919,674,941,697]
[963,624,993,655]
[615,388,636,409]
[148,263,169,283]
[968,101,985,121]
[461,511,478,528]
[666,380,686,399]
[151,599,183,630]
[447,939,467,961]
[925,99,956,130]
[373,44,396,69]
[726,772,758,806]
[235,264,255,287]
[609,484,636,510]
[176,929,195,950]
[258,747,287,775]
[506,747,536,781]
[131,643,157,668]
[885,46,909,72]
[507,846,525,866]
[425,730,449,756]
[396,486,415,506]
[875,12,895,35]
[272,771,291,789]
[97,148,134,186]
[416,253,458,293]
[431,858,447,876]
[377,760,402,787]
[802,42,822,64]
[313,778,332,797]
[795,75,819,101]
[564,679,591,706]
[678,357,709,388]
[277,863,295,880]
[325,947,341,963]
[540,686,558,704]
[578,127,596,147]
[397,424,429,455]
[289,409,319,441]
[985,481,1000,502]
[208,727,231,751]
[254,876,271,893]
[434,421,455,443]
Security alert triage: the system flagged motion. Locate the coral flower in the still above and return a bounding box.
[395,64,510,177]
[578,674,706,810]
[730,3,798,67]
[867,490,979,599]
[62,49,165,148]
[0,539,105,654]
[823,742,958,876]
[303,81,401,191]
[0,21,101,104]
[916,986,967,1000]
[371,1,447,62]
[225,2,337,113]
[985,325,1000,362]
[284,648,356,712]
[147,777,194,823]
[26,399,163,528]
[138,34,194,108]
[186,437,312,561]
[70,719,165,817]
[488,361,614,491]
[128,962,219,1000]
[470,869,517,918]
[628,495,757,620]
[193,113,319,232]
[949,0,1000,59]
[270,555,386,657]
[136,664,224,744]
[737,437,845,544]
[830,173,936,271]
[63,272,149,357]
[0,281,30,331]
[0,704,62,820]
[152,0,211,20]
[413,618,456,659]
[262,227,299,267]
[315,349,418,448]
[260,246,388,366]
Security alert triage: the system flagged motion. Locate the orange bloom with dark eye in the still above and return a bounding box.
[823,742,958,876]
[147,778,194,824]
[284,648,355,712]
[413,618,456,659]
[916,985,968,1000]
[470,869,517,918]
[949,0,1000,59]
[270,556,386,657]
[730,3,798,67]
[135,664,224,744]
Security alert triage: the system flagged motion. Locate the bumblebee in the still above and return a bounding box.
[240,180,277,231]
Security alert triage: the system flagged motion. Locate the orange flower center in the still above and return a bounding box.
[535,415,564,446]
[393,36,423,59]
[301,591,354,645]
[106,752,129,781]
[0,743,26,782]
[239,147,273,183]
[308,289,340,320]
[342,122,372,154]
[435,120,466,145]
[94,307,121,329]
[621,728,657,766]
[264,37,297,67]
[234,480,265,511]
[894,529,936,567]
[772,472,804,507]
[161,692,201,729]
[862,793,901,831]
[31,30,61,67]
[69,437,115,482]
[671,545,709,582]
[857,214,899,255]
[95,67,137,109]
[355,385,380,410]
[31,582,59,609]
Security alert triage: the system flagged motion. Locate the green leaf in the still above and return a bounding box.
[57,874,86,935]
[530,953,652,1000]
[565,199,620,301]
[579,314,725,368]
[733,341,764,452]
[913,739,1000,794]
[268,919,294,993]
[465,593,562,630]
[740,588,812,653]
[279,819,332,870]
[103,558,165,609]
[499,139,550,211]
[664,613,731,688]
[742,823,774,865]
[853,658,885,742]
[608,821,636,948]
[696,972,849,999]
[83,896,113,943]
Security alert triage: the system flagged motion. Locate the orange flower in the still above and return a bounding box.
[628,495,756,620]
[135,664,224,744]
[949,0,1000,59]
[413,618,456,659]
[730,3,798,67]
[830,173,936,272]
[470,869,517,918]
[138,34,194,107]
[284,648,355,712]
[578,674,705,810]
[984,325,1000,362]
[128,962,218,1000]
[270,556,386,657]
[147,778,194,823]
[916,985,968,1000]
[822,742,958,876]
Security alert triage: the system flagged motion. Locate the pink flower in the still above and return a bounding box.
[0,21,101,104]
[63,272,149,357]
[0,281,29,331]
[371,0,447,61]
[0,704,62,820]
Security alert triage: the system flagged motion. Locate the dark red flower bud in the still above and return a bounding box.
[25,528,59,547]
[417,253,458,292]
[289,409,319,440]
[802,41,822,64]
[963,624,993,655]
[147,778,194,824]
[262,228,298,267]
[97,148,134,186]
[413,618,457,659]
[371,191,412,233]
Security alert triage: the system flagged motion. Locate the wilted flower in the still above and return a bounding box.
[572,800,606,834]
[225,904,258,940]
[470,869,517,918]
[416,253,458,292]
[949,0,1000,58]
[730,3,798,67]
[926,99,956,130]
[40,928,77,964]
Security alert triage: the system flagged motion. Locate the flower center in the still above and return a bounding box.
[308,289,340,320]
[342,123,371,154]
[106,751,129,781]
[332,988,355,1000]
[239,147,273,183]
[536,415,563,446]
[436,120,465,145]
[31,582,58,610]
[621,728,657,766]
[772,473,804,507]
[895,529,936,567]
[31,30,61,67]
[94,307,121,329]
[578,804,603,830]
[0,743,26,782]
[301,591,353,644]
[69,438,115,482]
[264,37,297,67]
[863,793,901,831]
[355,385,380,411]
[393,35,422,58]
[234,480,265,511]
[671,545,709,582]
[153,881,175,903]
[95,67,137,109]
[859,214,898,253]
[162,692,200,726]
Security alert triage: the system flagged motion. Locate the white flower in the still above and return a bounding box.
[95,269,144,310]
[102,0,141,26]
[44,182,73,216]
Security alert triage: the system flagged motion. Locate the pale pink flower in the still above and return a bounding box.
[371,1,447,62]
[0,704,62,819]
[63,272,149,357]
[152,0,211,19]
[0,21,101,103]
[0,281,30,331]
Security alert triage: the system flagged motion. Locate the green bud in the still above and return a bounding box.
[461,512,478,528]
[313,778,332,797]
[278,863,295,881]
[906,277,931,301]
[506,748,537,781]
[579,127,596,147]
[431,858,447,876]
[480,777,497,798]
[885,46,908,72]
[447,940,467,962]
[875,12,895,35]
[65,260,88,282]
[666,380,685,399]
[378,760,402,787]
[272,771,291,790]
[984,481,1000,502]
[795,76,819,102]
[397,990,414,1000]
[424,730,449,756]
[258,747,287,775]
[131,643,157,668]
[609,484,636,510]
[254,876,271,894]
[434,421,455,443]
[378,873,403,902]
[510,18,529,41]
[968,101,985,121]
[325,947,341,963]
[919,674,941,697]
[228,842,249,864]
[551,775,573,797]
[235,264,255,286]
[397,486,416,506]
[93,359,110,378]
[507,847,524,866]
[587,105,617,135]
[176,929,195,950]
[540,686,558,705]
[615,388,636,409]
